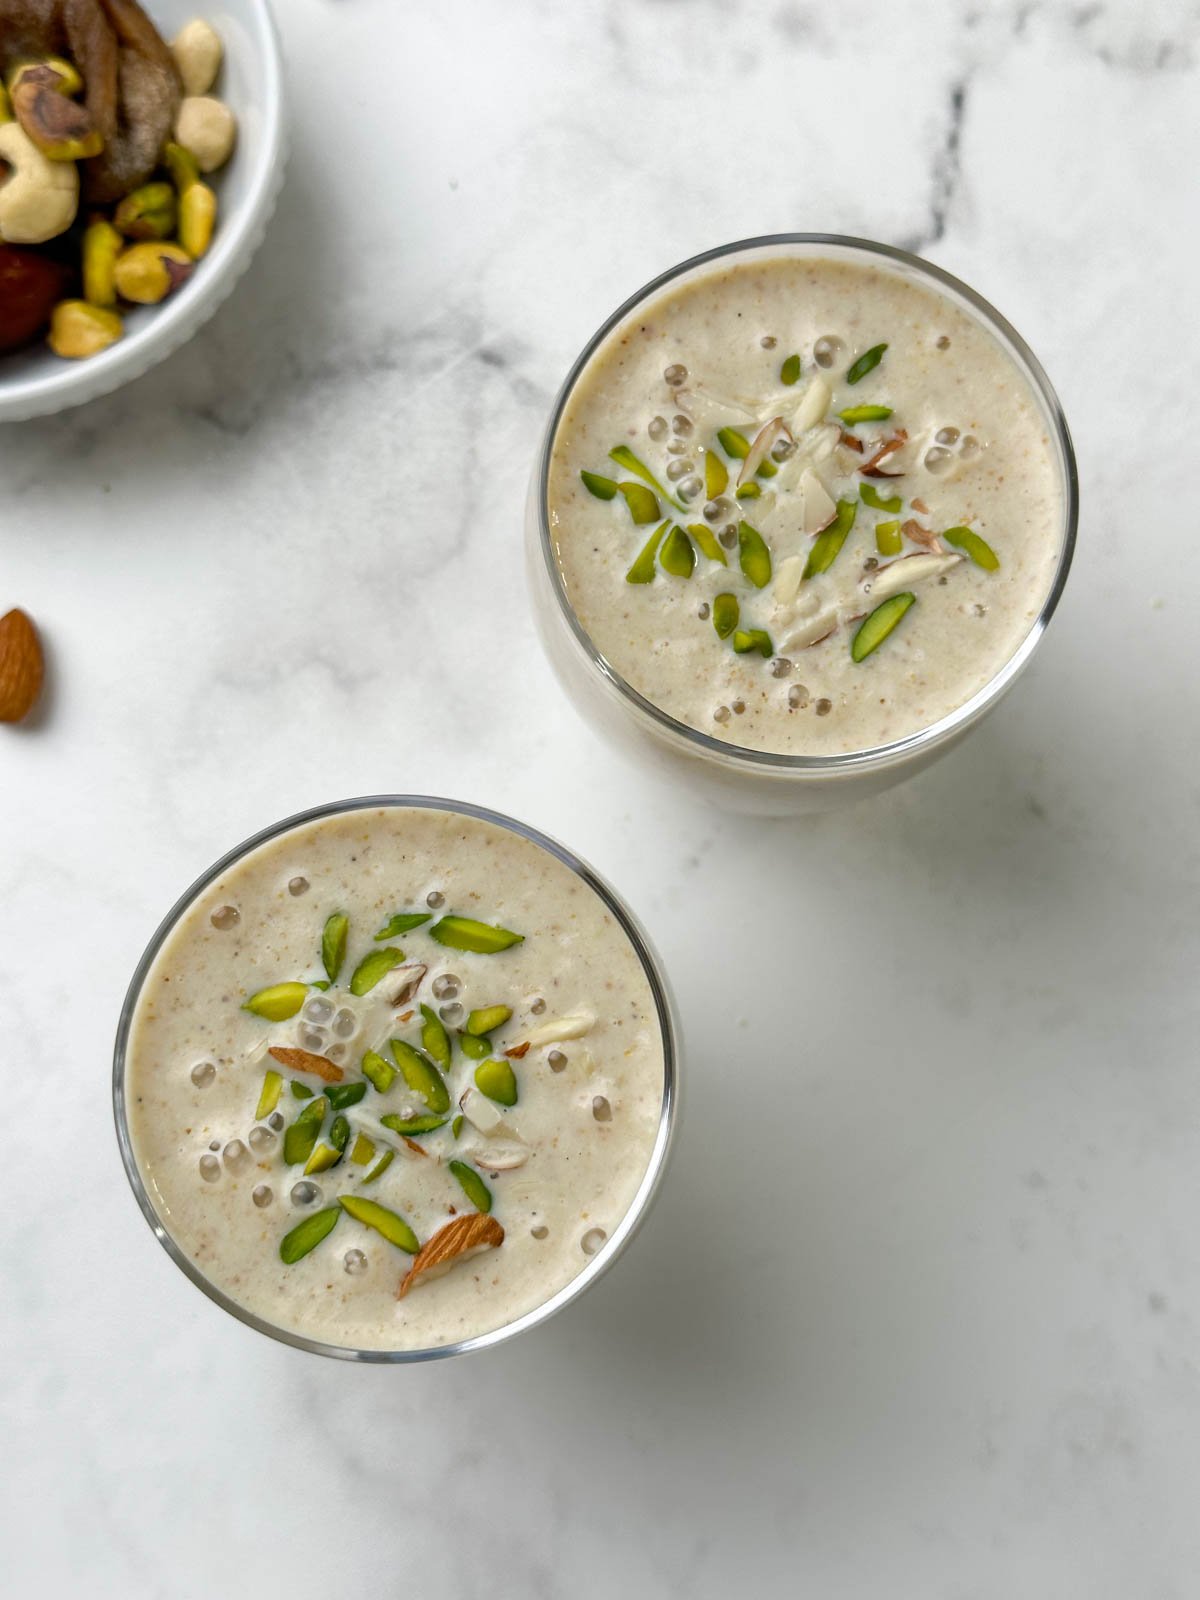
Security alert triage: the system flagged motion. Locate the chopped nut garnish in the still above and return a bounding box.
[267,1046,344,1083]
[901,519,946,553]
[860,430,909,477]
[505,1041,531,1059]
[397,1213,505,1298]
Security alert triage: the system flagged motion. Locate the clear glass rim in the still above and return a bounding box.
[536,232,1080,774]
[113,794,680,1364]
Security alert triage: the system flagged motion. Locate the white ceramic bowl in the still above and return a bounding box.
[0,0,285,422]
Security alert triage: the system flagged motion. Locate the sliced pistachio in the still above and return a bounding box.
[780,353,801,386]
[475,1058,518,1107]
[875,518,902,556]
[303,1141,341,1175]
[349,946,405,996]
[429,916,524,954]
[942,526,1000,571]
[283,1096,328,1166]
[449,1160,493,1214]
[846,343,887,384]
[459,1032,491,1060]
[735,482,761,501]
[290,1081,314,1100]
[618,481,661,525]
[704,449,729,500]
[361,1049,397,1093]
[390,1039,451,1113]
[420,1003,452,1070]
[329,1114,351,1152]
[738,521,772,589]
[325,1081,367,1112]
[310,981,331,992]
[608,444,684,510]
[338,1194,419,1253]
[466,1004,512,1037]
[362,1148,395,1185]
[659,525,696,578]
[279,1206,340,1265]
[321,912,349,983]
[732,628,774,657]
[374,911,431,940]
[242,982,308,1021]
[861,484,903,514]
[379,1112,450,1136]
[840,404,893,424]
[717,427,777,478]
[851,592,917,661]
[254,1069,283,1120]
[350,1133,375,1166]
[803,499,857,580]
[452,1114,465,1139]
[580,469,618,500]
[712,592,739,639]
[685,522,728,566]
[625,519,669,584]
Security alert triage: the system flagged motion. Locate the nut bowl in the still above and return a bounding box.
[0,0,285,422]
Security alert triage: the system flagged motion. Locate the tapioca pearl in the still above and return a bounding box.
[713,704,731,724]
[332,1009,356,1038]
[731,699,746,716]
[531,1224,549,1240]
[209,1139,221,1151]
[788,684,810,709]
[719,524,738,548]
[548,1050,568,1072]
[666,458,691,481]
[936,334,951,350]
[248,1126,276,1154]
[252,1184,273,1208]
[426,890,445,909]
[530,997,546,1015]
[431,974,460,1000]
[863,557,879,572]
[223,1139,249,1169]
[959,434,980,459]
[300,1027,327,1053]
[288,876,309,897]
[935,425,959,446]
[267,1111,285,1132]
[704,496,732,524]
[304,996,333,1023]
[191,1060,216,1088]
[667,438,687,456]
[679,476,703,501]
[664,363,687,387]
[210,905,239,931]
[581,1227,607,1256]
[671,414,693,436]
[815,698,833,717]
[772,438,798,462]
[199,1153,221,1182]
[770,657,792,678]
[923,446,954,474]
[326,1042,347,1064]
[343,1249,368,1275]
[592,1095,612,1122]
[290,1181,320,1206]
[439,1001,464,1024]
[647,415,668,441]
[698,602,711,621]
[813,335,843,368]
[760,334,777,349]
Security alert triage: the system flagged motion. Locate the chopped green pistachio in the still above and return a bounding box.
[390,1039,451,1113]
[846,343,888,384]
[429,916,525,954]
[459,1032,491,1060]
[580,469,618,500]
[451,1115,464,1139]
[942,526,1000,571]
[254,1069,283,1120]
[449,1160,493,1214]
[704,449,729,500]
[685,522,728,566]
[283,1096,327,1166]
[290,1080,314,1100]
[851,592,917,661]
[840,404,893,424]
[712,592,739,639]
[338,1194,419,1253]
[875,518,903,556]
[279,1206,340,1265]
[361,1049,397,1094]
[735,482,761,501]
[475,1058,518,1107]
[373,912,431,941]
[321,913,348,983]
[608,444,684,511]
[803,499,857,579]
[303,1141,341,1176]
[659,525,696,578]
[780,353,801,386]
[861,484,902,513]
[717,427,777,478]
[350,1133,375,1166]
[362,1149,394,1185]
[733,628,774,657]
[420,1003,452,1070]
[329,1114,351,1152]
[738,521,772,588]
[325,1081,367,1112]
[618,481,661,525]
[625,519,670,584]
[379,1112,450,1136]
[466,1004,512,1037]
[242,982,307,1022]
[348,947,404,996]
[310,981,331,992]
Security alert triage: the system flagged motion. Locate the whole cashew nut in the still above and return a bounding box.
[0,121,78,244]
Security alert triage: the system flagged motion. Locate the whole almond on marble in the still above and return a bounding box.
[0,608,44,723]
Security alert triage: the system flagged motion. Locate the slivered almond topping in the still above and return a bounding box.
[910,497,930,514]
[397,1213,505,1299]
[397,1010,414,1023]
[860,429,908,477]
[525,1012,596,1047]
[403,1137,429,1158]
[737,415,791,486]
[505,1041,530,1059]
[379,963,427,1007]
[267,1046,344,1082]
[838,429,864,453]
[901,519,945,553]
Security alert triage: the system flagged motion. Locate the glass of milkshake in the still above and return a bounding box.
[527,235,1078,814]
[114,797,678,1361]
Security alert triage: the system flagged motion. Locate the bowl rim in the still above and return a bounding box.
[535,232,1080,775]
[112,794,680,1363]
[0,0,286,422]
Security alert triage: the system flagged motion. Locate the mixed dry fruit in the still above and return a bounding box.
[0,0,237,360]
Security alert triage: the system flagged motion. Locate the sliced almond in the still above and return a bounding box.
[378,963,427,1007]
[403,1137,430,1159]
[267,1046,344,1083]
[737,416,791,487]
[838,429,864,453]
[783,605,840,651]
[468,1138,530,1173]
[862,552,962,602]
[900,519,945,553]
[459,1085,507,1136]
[860,429,908,477]
[397,1213,505,1298]
[523,1012,595,1047]
[504,1042,530,1059]
[772,554,805,607]
[671,383,759,431]
[797,468,837,536]
[790,375,831,433]
[910,497,930,514]
[0,608,44,724]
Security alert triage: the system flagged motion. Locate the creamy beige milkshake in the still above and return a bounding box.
[118,801,674,1356]
[544,246,1070,764]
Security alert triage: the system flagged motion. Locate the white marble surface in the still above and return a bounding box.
[3,1,1198,1594]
